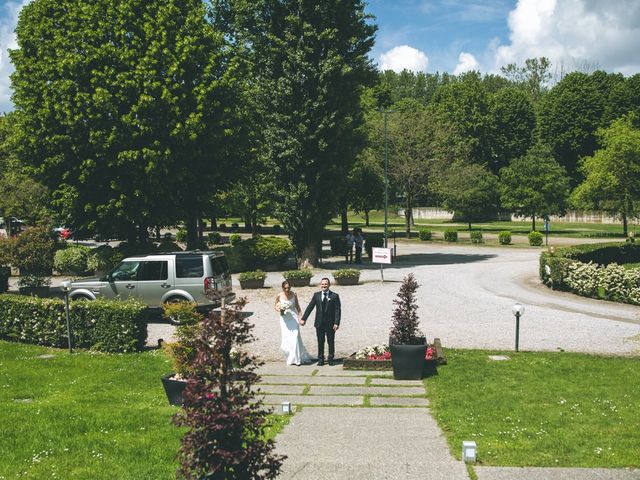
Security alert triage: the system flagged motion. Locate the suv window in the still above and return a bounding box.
[137,261,168,281]
[176,256,204,278]
[111,261,140,281]
[209,255,230,276]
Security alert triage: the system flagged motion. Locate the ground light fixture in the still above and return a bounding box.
[61,280,73,353]
[462,440,477,463]
[512,303,525,352]
[281,401,292,414]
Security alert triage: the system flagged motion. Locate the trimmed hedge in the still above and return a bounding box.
[418,229,432,241]
[218,236,293,273]
[528,231,543,246]
[0,295,148,352]
[498,231,511,245]
[364,234,384,258]
[54,245,92,275]
[470,231,483,244]
[444,229,458,242]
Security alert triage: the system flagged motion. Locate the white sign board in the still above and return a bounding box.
[372,247,392,264]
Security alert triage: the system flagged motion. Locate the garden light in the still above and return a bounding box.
[462,440,477,463]
[512,303,525,352]
[281,401,292,414]
[61,280,73,353]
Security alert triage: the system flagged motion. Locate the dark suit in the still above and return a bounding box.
[302,290,341,361]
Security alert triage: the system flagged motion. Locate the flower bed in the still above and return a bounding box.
[343,338,446,370]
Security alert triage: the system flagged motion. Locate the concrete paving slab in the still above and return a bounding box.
[309,385,425,395]
[256,364,318,376]
[369,396,429,407]
[275,407,468,480]
[475,467,640,480]
[259,375,366,385]
[254,385,305,395]
[262,395,363,406]
[370,377,425,386]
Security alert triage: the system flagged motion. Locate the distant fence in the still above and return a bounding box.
[400,207,624,224]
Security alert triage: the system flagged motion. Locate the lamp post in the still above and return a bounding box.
[61,281,73,353]
[512,303,525,352]
[380,108,396,248]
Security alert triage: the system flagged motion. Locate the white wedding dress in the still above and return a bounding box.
[279,297,312,365]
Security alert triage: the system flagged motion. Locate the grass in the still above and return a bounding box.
[0,341,289,480]
[425,349,640,468]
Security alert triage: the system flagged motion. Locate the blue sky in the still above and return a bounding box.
[2,0,640,112]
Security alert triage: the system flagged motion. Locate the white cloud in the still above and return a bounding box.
[379,45,429,73]
[0,0,31,113]
[453,52,480,74]
[493,0,640,75]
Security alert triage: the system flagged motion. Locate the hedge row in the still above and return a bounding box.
[219,236,294,273]
[540,242,640,305]
[0,295,148,352]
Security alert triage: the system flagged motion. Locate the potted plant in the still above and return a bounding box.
[389,273,427,380]
[238,270,267,289]
[333,268,360,286]
[161,302,204,406]
[283,268,313,287]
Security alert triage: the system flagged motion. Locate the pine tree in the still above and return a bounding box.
[389,273,424,344]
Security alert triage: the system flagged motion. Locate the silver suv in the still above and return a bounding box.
[68,251,235,311]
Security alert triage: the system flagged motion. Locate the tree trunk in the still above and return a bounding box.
[532,216,536,232]
[210,217,217,230]
[468,222,472,231]
[298,242,319,268]
[410,209,415,227]
[405,198,412,239]
[251,211,259,238]
[198,218,204,241]
[341,208,348,235]
[186,215,198,250]
[364,210,370,227]
[623,213,628,237]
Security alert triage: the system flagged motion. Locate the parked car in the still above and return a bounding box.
[53,226,72,240]
[67,251,235,317]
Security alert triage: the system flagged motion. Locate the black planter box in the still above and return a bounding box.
[286,278,311,287]
[239,278,265,289]
[161,373,187,406]
[390,343,427,380]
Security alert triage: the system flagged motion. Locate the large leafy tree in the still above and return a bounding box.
[234,0,376,265]
[572,115,640,236]
[10,0,242,245]
[499,144,570,231]
[500,57,551,104]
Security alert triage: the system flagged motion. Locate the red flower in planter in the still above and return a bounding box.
[426,347,434,360]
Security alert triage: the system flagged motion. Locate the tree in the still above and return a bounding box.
[500,57,551,104]
[572,115,640,236]
[537,72,604,183]
[10,0,242,245]
[435,162,499,230]
[235,0,376,265]
[499,144,570,230]
[488,87,536,172]
[348,152,384,227]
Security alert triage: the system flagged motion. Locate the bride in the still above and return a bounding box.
[275,280,311,366]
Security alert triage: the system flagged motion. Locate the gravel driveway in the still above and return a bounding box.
[147,240,640,360]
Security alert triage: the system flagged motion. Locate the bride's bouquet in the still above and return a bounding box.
[278,300,293,315]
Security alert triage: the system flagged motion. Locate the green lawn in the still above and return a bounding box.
[0,341,289,480]
[426,349,640,468]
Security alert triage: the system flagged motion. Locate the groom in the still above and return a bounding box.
[301,277,341,366]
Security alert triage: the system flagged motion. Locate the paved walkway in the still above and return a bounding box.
[256,363,640,480]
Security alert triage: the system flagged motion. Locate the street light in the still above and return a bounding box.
[61,281,73,353]
[512,303,525,352]
[379,108,396,248]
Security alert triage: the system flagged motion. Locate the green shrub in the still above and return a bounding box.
[0,295,147,352]
[498,231,512,245]
[230,234,242,246]
[54,245,92,275]
[333,268,360,279]
[418,229,432,241]
[330,236,346,255]
[217,246,249,273]
[87,245,121,274]
[364,234,384,258]
[444,229,458,242]
[238,270,267,281]
[0,236,15,266]
[240,236,292,268]
[0,266,9,293]
[528,231,543,246]
[114,241,157,258]
[208,232,222,245]
[470,231,483,244]
[13,227,56,287]
[283,269,313,279]
[155,241,183,253]
[176,229,187,243]
[162,302,203,378]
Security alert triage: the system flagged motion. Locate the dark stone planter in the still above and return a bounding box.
[239,278,265,289]
[343,356,392,370]
[19,286,51,298]
[286,277,311,287]
[335,276,359,286]
[161,373,187,406]
[389,343,427,380]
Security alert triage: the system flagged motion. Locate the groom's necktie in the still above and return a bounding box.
[322,292,328,312]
